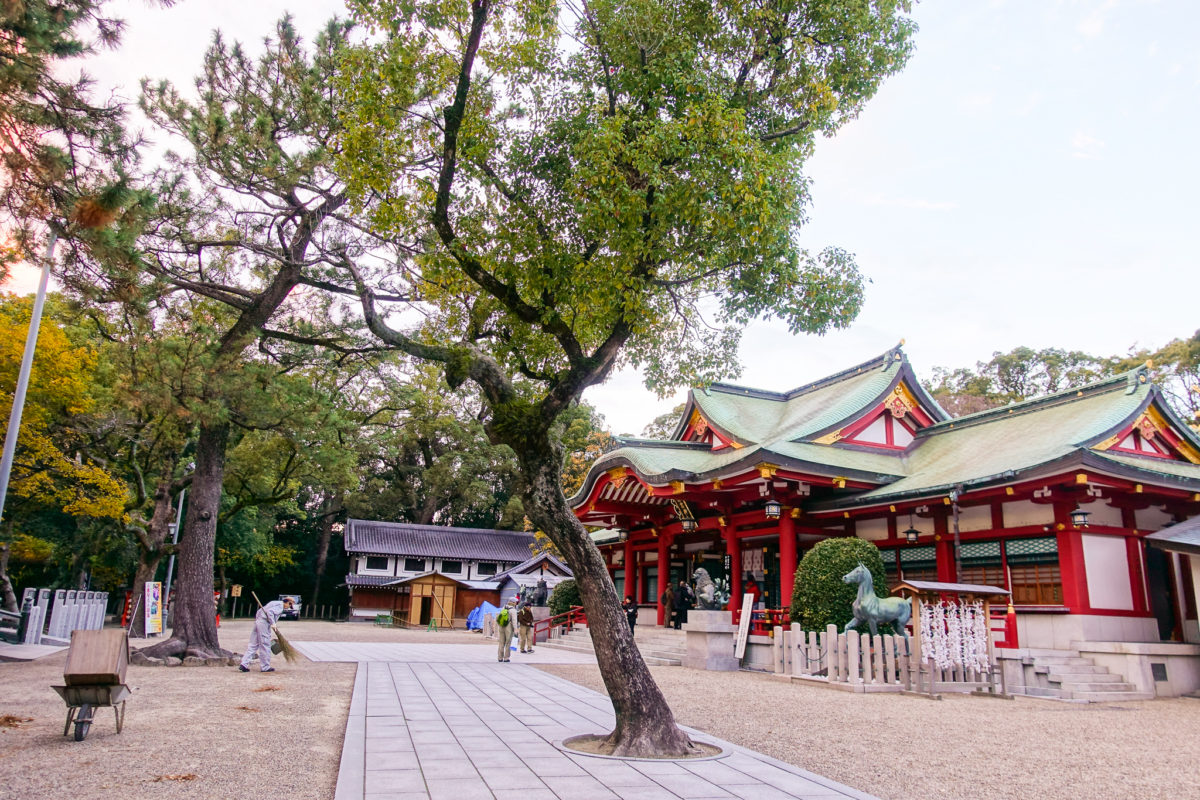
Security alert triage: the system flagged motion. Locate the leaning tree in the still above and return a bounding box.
[336,0,916,756]
[65,18,388,659]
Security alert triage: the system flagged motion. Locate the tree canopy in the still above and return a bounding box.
[336,0,917,756]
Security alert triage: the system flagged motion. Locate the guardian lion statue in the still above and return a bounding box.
[692,567,731,610]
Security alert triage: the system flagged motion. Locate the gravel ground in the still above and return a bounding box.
[537,661,1200,800]
[3,621,1198,800]
[0,620,479,800]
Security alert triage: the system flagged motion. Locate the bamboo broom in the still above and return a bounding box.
[250,591,300,664]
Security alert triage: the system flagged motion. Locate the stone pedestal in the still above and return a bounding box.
[531,606,552,643]
[683,610,740,671]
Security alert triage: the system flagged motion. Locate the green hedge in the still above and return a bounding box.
[789,538,891,633]
[548,578,581,616]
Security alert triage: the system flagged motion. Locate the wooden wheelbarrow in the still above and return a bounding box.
[51,682,130,741]
[52,628,130,741]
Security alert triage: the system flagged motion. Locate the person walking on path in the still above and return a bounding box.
[661,583,675,628]
[672,579,693,630]
[517,601,535,653]
[239,597,294,672]
[622,596,638,637]
[496,599,516,662]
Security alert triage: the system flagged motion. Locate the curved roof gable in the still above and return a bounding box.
[675,346,945,447]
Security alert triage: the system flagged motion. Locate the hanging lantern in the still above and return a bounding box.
[904,512,920,544]
[681,518,698,533]
[1069,506,1091,528]
[764,498,782,519]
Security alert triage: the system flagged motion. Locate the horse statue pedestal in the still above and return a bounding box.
[683,610,740,671]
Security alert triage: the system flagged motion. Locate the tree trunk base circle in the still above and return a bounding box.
[557,734,726,762]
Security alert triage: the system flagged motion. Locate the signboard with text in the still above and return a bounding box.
[734,592,755,659]
[145,581,163,635]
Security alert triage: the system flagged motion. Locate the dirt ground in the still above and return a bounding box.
[2,621,1199,800]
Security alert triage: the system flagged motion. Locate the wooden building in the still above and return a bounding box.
[343,519,538,626]
[569,346,1200,655]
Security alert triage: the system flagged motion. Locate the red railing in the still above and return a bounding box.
[532,605,587,641]
[732,607,792,637]
[990,605,1019,649]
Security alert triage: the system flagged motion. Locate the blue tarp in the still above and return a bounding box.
[466,601,501,630]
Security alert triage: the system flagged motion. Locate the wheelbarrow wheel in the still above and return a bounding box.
[73,703,93,741]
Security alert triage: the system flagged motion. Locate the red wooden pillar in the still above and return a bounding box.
[934,513,956,582]
[622,536,634,601]
[633,546,643,604]
[779,512,797,609]
[657,535,670,625]
[726,522,742,618]
[1055,502,1090,611]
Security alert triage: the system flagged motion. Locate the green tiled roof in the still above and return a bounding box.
[693,353,905,444]
[1090,451,1200,482]
[570,351,1200,511]
[851,377,1152,501]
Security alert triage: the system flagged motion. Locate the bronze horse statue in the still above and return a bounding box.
[842,563,911,639]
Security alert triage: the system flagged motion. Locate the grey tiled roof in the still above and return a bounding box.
[344,519,536,562]
[345,574,402,587]
[1146,517,1200,555]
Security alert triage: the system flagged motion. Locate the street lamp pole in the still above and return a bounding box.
[0,231,59,525]
[163,488,186,616]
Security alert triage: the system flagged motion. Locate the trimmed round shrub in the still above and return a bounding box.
[548,578,581,616]
[789,538,890,633]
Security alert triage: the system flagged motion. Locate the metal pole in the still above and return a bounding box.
[0,232,58,525]
[163,488,185,608]
[951,486,963,583]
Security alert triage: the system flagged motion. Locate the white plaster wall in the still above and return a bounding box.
[856,518,889,542]
[1135,506,1174,531]
[957,505,992,532]
[1082,535,1134,611]
[1084,501,1124,528]
[1003,500,1053,528]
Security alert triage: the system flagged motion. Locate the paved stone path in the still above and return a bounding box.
[300,642,880,800]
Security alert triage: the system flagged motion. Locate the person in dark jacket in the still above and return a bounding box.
[517,601,535,653]
[661,584,676,628]
[672,580,693,630]
[622,596,638,637]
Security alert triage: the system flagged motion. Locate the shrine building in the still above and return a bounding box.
[569,346,1200,653]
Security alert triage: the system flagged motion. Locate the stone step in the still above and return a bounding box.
[1058,681,1140,693]
[1064,690,1155,702]
[1048,671,1123,684]
[1037,664,1109,675]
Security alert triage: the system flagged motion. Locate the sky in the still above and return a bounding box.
[5,0,1198,436]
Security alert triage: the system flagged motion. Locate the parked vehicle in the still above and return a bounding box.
[278,594,301,620]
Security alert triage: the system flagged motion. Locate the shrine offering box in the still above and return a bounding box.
[64,629,129,686]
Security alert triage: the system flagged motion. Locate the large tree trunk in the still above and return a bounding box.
[128,481,177,638]
[140,423,232,659]
[311,495,342,606]
[517,435,694,758]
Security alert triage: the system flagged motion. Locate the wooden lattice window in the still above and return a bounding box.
[899,545,938,583]
[1006,537,1062,605]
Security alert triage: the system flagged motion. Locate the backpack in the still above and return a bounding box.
[497,608,510,627]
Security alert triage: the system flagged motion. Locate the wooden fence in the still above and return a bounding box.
[769,624,1004,696]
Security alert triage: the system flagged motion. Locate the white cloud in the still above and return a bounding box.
[1078,0,1119,38]
[861,193,958,211]
[1070,130,1106,159]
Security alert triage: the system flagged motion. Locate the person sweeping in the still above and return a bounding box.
[239,596,295,672]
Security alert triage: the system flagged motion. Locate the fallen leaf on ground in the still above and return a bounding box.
[0,715,33,728]
[253,685,281,692]
[235,706,260,712]
[152,774,197,782]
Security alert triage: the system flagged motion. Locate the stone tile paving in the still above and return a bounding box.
[294,641,600,664]
[314,642,880,800]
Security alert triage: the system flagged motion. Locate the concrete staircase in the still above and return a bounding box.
[1014,649,1154,702]
[538,623,687,666]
